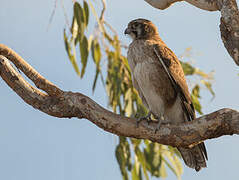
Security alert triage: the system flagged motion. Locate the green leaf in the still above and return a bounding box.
[135,147,149,180]
[159,161,167,178]
[195,68,213,79]
[91,39,101,65]
[130,138,141,147]
[180,61,195,75]
[79,35,89,78]
[191,85,203,114]
[124,89,133,116]
[74,2,85,41]
[92,68,100,92]
[83,1,89,26]
[121,56,131,73]
[143,142,161,177]
[115,137,132,180]
[63,30,80,75]
[163,147,183,179]
[87,35,93,51]
[71,17,79,45]
[192,84,200,97]
[168,146,182,158]
[132,156,143,180]
[91,39,102,91]
[116,144,129,180]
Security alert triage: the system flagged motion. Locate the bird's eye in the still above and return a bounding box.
[132,22,139,28]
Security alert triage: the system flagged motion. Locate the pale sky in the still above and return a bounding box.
[0,0,239,180]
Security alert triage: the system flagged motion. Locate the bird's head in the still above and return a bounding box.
[124,19,159,40]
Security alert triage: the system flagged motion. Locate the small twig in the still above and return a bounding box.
[47,0,58,31]
[103,21,117,35]
[61,0,71,31]
[99,0,106,21]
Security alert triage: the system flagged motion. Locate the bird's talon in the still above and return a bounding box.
[136,111,152,127]
[154,115,163,134]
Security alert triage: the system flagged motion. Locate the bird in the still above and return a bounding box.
[124,18,208,171]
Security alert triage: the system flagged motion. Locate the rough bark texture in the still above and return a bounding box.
[219,0,239,65]
[0,44,238,148]
[144,0,239,65]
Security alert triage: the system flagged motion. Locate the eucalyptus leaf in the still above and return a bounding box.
[191,85,203,114]
[92,68,100,92]
[132,156,143,180]
[83,1,89,26]
[159,161,167,178]
[74,2,85,41]
[143,142,161,177]
[180,61,195,75]
[135,147,149,180]
[79,35,89,78]
[91,39,101,65]
[164,148,183,178]
[116,144,129,180]
[71,17,79,45]
[63,30,80,75]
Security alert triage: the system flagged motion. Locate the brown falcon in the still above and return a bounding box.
[124,18,207,171]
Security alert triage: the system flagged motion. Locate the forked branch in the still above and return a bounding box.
[0,44,238,148]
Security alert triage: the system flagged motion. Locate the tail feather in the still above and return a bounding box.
[199,143,208,160]
[178,142,207,171]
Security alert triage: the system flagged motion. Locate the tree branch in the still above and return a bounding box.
[219,0,239,65]
[0,44,62,96]
[0,44,238,148]
[144,0,239,65]
[144,0,219,11]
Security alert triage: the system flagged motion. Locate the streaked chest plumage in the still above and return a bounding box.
[127,39,181,121]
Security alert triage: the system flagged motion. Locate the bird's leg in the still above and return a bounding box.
[154,114,165,133]
[136,111,153,127]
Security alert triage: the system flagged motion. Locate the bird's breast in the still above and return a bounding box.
[133,61,185,123]
[133,60,166,116]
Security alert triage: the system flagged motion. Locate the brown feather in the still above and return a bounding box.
[126,18,208,171]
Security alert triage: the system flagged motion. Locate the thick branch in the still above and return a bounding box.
[0,44,238,148]
[0,44,63,96]
[219,0,239,65]
[144,0,239,65]
[144,0,219,11]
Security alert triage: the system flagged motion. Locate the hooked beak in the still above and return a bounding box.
[124,28,131,35]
